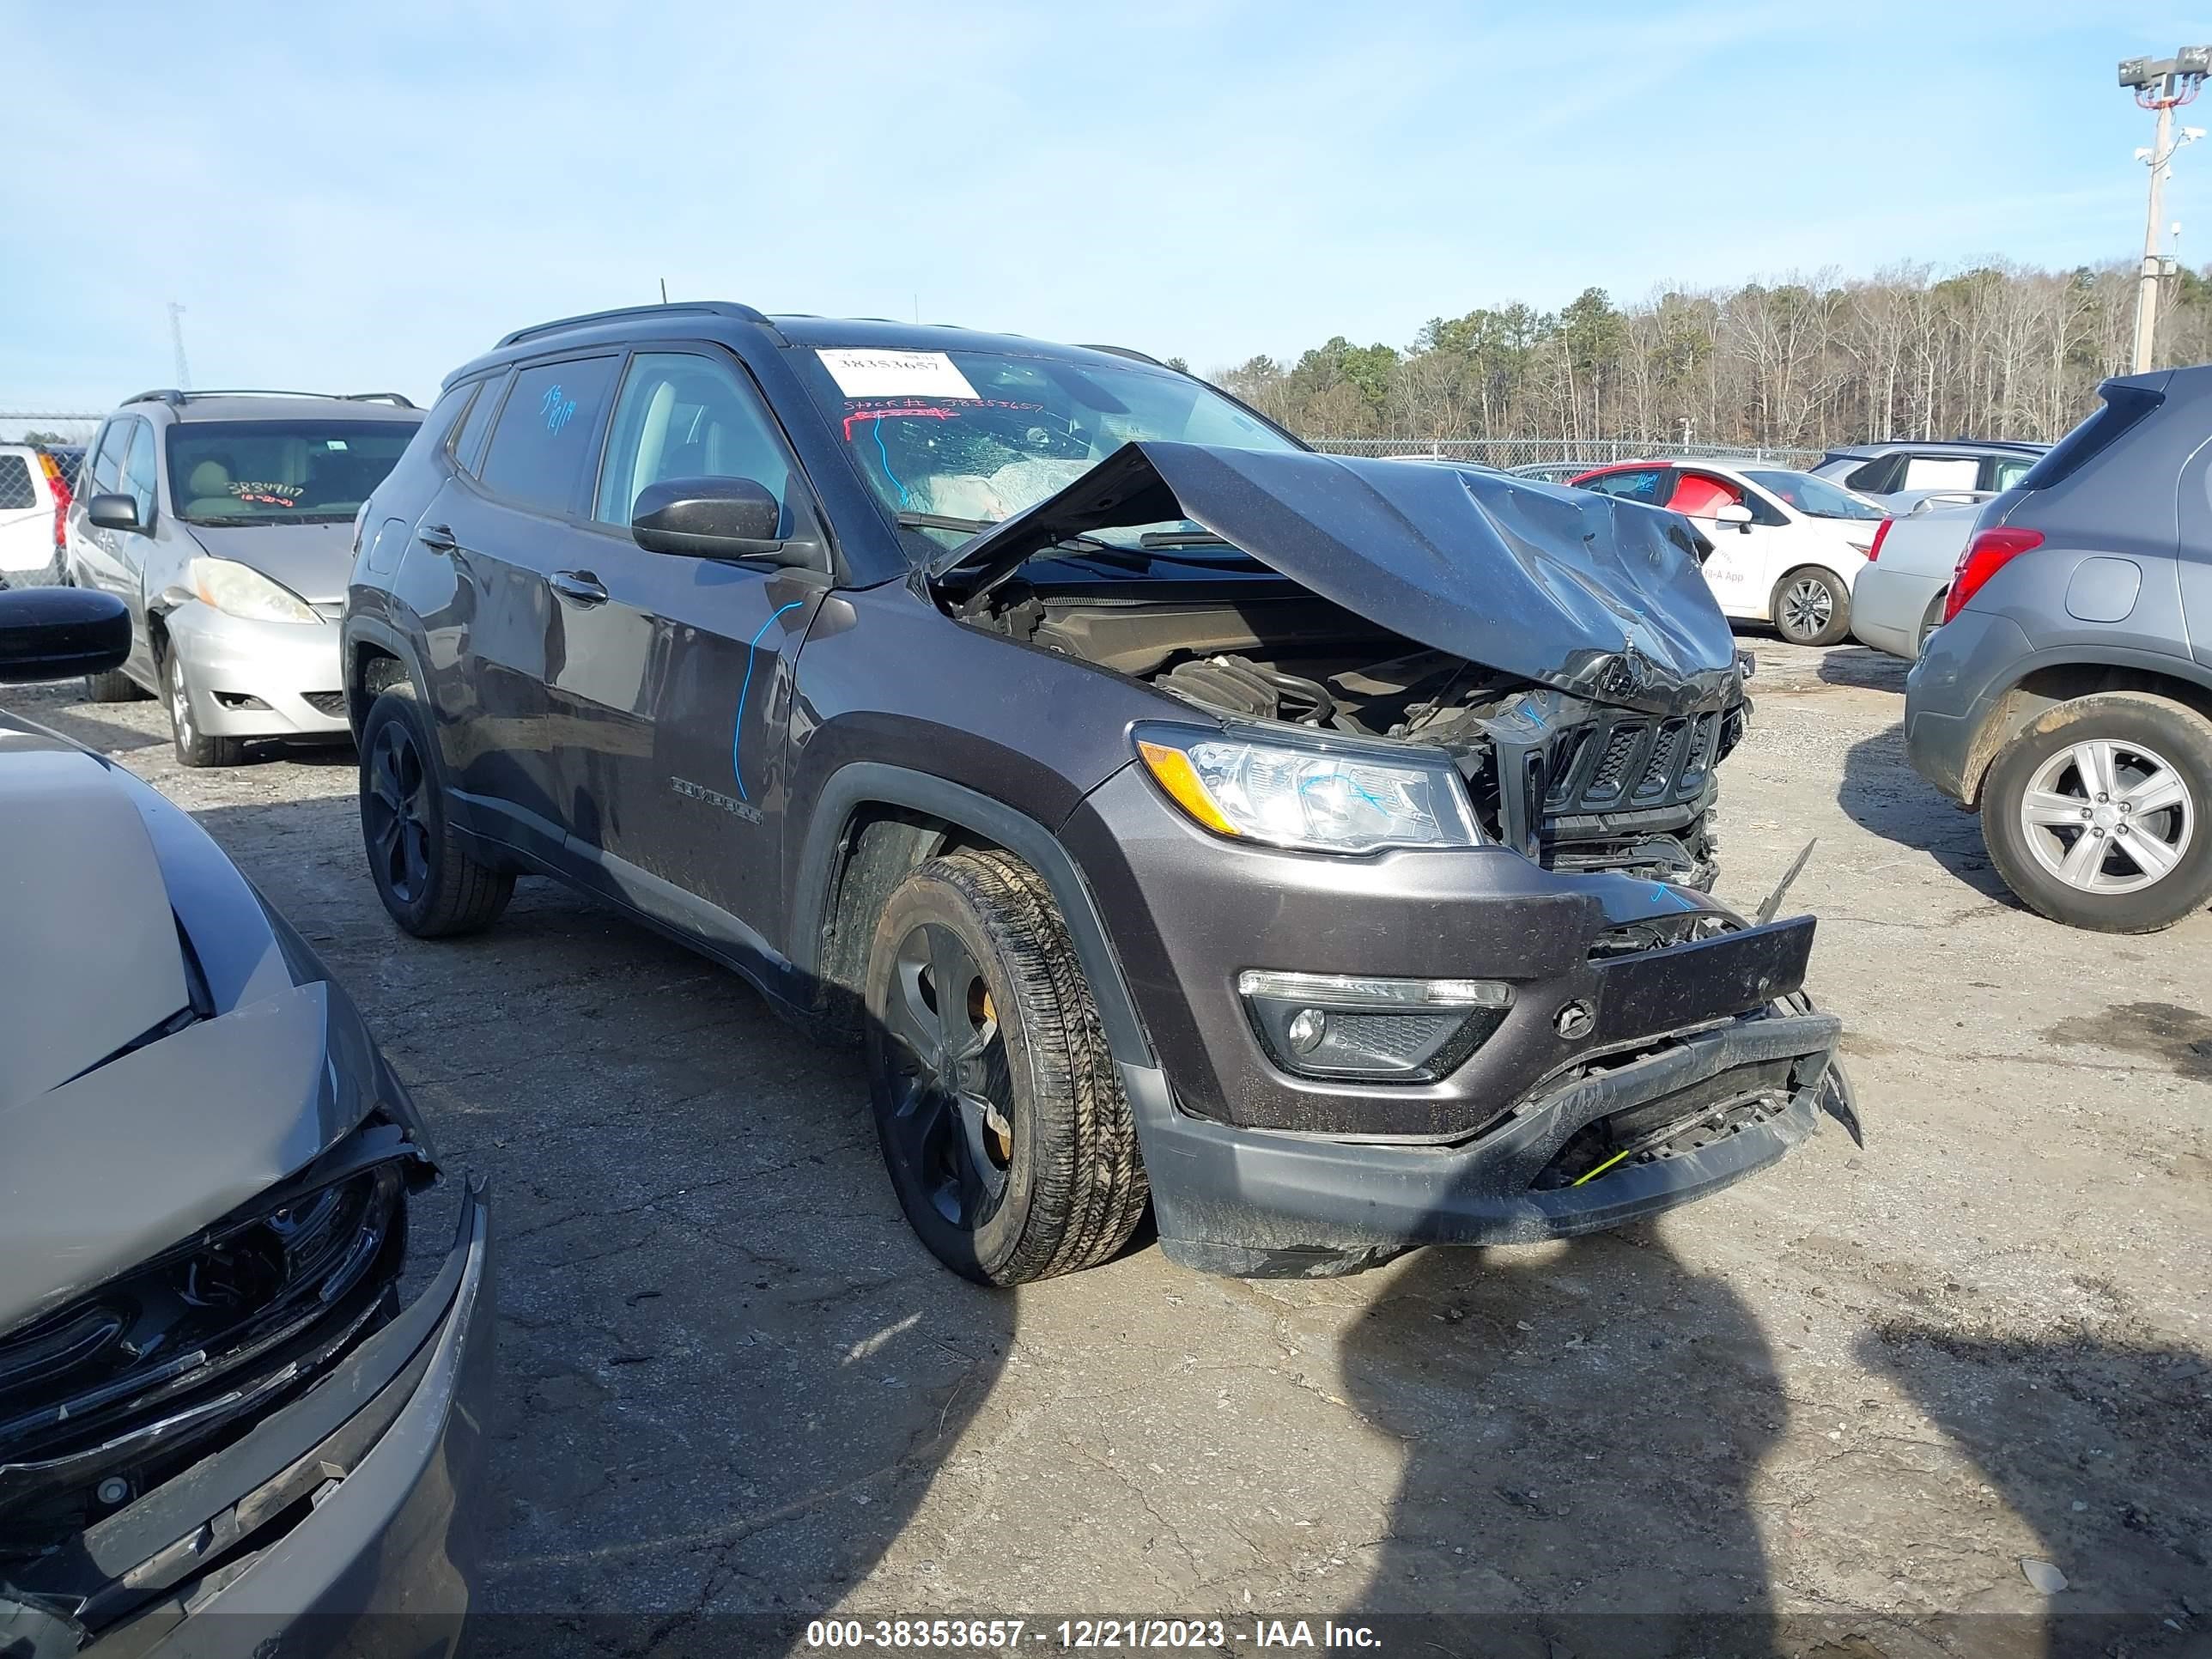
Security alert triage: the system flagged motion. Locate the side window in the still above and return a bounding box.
[451,373,507,476]
[593,351,801,529]
[88,421,129,493]
[477,356,619,514]
[1990,457,2033,492]
[1583,467,1667,503]
[417,382,473,456]
[122,421,157,520]
[1899,455,1979,491]
[0,454,34,510]
[1667,471,1741,519]
[1844,456,1898,493]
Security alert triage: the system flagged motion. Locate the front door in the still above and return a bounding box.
[552,348,832,946]
[1666,469,1785,620]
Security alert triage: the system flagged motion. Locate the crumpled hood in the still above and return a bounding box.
[0,713,393,1335]
[182,520,356,605]
[933,442,1743,716]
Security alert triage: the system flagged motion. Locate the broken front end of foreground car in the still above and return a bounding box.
[937,443,1860,1277]
[0,715,492,1658]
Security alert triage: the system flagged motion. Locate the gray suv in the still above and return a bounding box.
[343,302,1854,1284]
[66,390,420,765]
[1905,368,2212,933]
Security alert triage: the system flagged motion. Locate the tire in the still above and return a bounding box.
[1916,592,1947,658]
[1771,566,1851,647]
[83,666,148,703]
[864,849,1148,1285]
[1979,691,2212,934]
[358,687,514,937]
[164,651,246,768]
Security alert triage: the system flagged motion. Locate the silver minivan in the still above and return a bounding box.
[65,390,419,765]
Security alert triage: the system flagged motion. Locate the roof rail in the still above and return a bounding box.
[121,387,417,410]
[495,301,771,349]
[1075,343,1168,368]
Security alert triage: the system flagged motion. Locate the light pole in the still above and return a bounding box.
[2119,48,2210,372]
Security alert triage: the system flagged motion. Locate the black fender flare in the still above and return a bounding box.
[339,616,434,729]
[788,763,1155,1067]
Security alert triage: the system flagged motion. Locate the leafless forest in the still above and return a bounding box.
[1207,259,2212,448]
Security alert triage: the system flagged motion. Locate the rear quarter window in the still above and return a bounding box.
[0,454,35,509]
[477,359,617,514]
[450,374,507,476]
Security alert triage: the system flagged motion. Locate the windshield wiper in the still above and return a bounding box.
[1137,529,1237,550]
[896,511,996,535]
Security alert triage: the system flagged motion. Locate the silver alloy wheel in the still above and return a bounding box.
[2018,738,2195,895]
[168,660,192,744]
[1779,576,1833,641]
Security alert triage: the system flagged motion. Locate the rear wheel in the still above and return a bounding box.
[165,651,246,768]
[864,849,1148,1285]
[1771,566,1851,647]
[358,688,514,937]
[83,666,148,703]
[1980,692,2212,933]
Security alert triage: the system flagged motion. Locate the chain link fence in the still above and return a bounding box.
[1307,437,1826,471]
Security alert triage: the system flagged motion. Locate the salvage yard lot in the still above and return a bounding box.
[10,640,2210,1645]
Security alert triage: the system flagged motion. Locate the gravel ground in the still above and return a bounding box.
[9,639,2209,1656]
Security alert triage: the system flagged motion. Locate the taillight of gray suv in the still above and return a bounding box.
[1906,368,2212,932]
[342,301,1856,1284]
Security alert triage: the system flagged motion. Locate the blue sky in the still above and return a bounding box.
[1,0,2203,411]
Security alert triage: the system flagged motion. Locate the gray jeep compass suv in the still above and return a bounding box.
[1906,367,2212,933]
[343,302,1853,1284]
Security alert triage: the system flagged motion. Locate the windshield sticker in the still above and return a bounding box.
[229,481,303,507]
[817,349,981,402]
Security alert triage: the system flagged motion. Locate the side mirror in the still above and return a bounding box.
[0,586,132,684]
[87,493,144,534]
[630,477,815,567]
[1714,502,1753,530]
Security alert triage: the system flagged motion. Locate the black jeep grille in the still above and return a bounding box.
[1545,707,1740,818]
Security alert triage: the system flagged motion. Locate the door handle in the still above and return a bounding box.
[416,521,458,553]
[550,569,607,606]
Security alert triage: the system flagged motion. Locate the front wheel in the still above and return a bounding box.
[1980,692,2212,933]
[165,651,246,768]
[1771,566,1851,647]
[864,850,1148,1285]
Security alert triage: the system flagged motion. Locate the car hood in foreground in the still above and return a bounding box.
[180,520,356,605]
[0,714,398,1334]
[933,441,1742,716]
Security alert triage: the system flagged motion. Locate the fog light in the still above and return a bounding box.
[1237,970,1514,1082]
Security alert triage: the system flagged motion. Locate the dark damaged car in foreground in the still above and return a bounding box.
[342,305,1856,1283]
[0,586,491,1655]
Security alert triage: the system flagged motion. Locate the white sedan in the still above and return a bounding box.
[1570,460,1887,646]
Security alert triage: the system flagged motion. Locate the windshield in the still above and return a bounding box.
[797,346,1300,556]
[166,420,418,524]
[1744,470,1884,521]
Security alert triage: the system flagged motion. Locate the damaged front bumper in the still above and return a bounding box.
[1063,764,1850,1275]
[1,1188,493,1659]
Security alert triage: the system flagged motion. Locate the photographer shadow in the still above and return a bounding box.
[1340,1231,1785,1657]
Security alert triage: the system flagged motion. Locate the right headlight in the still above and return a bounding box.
[189,556,318,625]
[1133,722,1480,854]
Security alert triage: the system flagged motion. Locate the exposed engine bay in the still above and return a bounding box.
[968,585,1747,886]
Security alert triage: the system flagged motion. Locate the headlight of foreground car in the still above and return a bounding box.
[189,557,319,625]
[1133,722,1480,854]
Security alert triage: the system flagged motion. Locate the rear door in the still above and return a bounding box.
[0,450,46,580]
[434,353,623,867]
[555,347,832,943]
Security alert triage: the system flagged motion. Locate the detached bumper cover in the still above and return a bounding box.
[166,605,349,740]
[11,1188,495,1659]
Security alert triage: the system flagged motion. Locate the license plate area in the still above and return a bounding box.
[1589,915,1815,1044]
